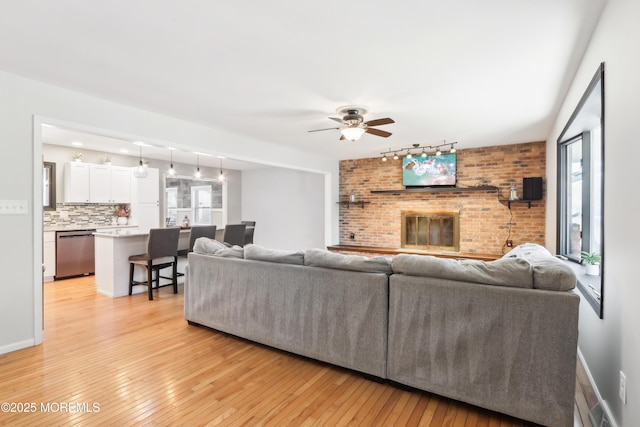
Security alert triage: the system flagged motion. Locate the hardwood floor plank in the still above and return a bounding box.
[0,277,590,426]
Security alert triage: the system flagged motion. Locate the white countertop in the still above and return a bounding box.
[44,224,138,232]
[94,228,190,238]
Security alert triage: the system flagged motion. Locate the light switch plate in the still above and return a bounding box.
[0,200,28,215]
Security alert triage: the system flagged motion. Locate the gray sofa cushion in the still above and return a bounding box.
[304,249,392,274]
[392,254,533,288]
[244,244,305,265]
[503,243,576,291]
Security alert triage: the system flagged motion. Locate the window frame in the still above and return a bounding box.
[556,63,605,318]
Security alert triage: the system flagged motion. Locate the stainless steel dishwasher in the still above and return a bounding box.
[55,229,96,279]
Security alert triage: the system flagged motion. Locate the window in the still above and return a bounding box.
[165,187,178,226]
[43,162,56,211]
[191,185,212,225]
[557,63,605,318]
[164,175,226,228]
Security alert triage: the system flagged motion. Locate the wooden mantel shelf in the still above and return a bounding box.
[327,245,500,261]
[370,185,498,195]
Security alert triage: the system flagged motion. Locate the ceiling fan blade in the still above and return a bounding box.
[329,117,346,124]
[365,128,392,138]
[364,117,395,127]
[308,127,340,133]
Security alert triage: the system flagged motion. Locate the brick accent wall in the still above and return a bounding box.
[338,141,546,256]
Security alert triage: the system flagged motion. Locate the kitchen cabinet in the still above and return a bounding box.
[90,164,132,203]
[64,161,90,203]
[64,162,131,204]
[43,231,56,281]
[110,166,132,202]
[130,167,160,232]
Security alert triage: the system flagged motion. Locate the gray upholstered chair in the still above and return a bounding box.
[223,223,247,247]
[128,227,180,300]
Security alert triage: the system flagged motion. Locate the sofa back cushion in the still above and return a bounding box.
[304,249,392,274]
[244,244,305,265]
[503,243,576,291]
[392,254,534,288]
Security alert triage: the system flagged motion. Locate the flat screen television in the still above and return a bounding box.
[402,153,457,187]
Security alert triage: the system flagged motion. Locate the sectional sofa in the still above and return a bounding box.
[184,241,579,427]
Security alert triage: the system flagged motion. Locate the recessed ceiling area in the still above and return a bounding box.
[1,1,607,160]
[41,125,266,171]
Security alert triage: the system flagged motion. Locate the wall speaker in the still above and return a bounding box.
[523,177,543,200]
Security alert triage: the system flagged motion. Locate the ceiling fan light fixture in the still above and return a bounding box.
[340,126,365,141]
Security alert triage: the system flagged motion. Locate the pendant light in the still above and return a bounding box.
[168,149,175,177]
[133,145,148,178]
[195,155,202,179]
[218,157,225,183]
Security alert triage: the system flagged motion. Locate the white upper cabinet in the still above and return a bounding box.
[64,161,90,203]
[89,164,112,203]
[110,166,132,203]
[131,167,159,204]
[64,162,132,204]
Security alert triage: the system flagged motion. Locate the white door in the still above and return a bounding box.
[89,164,112,203]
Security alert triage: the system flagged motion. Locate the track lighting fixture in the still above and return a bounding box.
[380,141,458,161]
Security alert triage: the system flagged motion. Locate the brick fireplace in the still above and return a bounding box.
[338,141,546,256]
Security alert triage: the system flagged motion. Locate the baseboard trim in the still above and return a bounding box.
[0,338,35,355]
[578,348,619,427]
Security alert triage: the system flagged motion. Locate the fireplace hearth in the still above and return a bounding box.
[401,210,460,252]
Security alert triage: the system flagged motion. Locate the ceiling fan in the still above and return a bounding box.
[308,106,394,141]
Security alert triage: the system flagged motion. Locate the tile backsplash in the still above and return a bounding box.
[44,203,122,228]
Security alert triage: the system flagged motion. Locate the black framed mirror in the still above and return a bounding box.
[557,63,605,318]
[43,161,56,211]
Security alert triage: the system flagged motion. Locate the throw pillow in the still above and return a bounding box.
[193,237,228,255]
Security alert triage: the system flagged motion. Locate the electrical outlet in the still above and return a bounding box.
[506,240,513,247]
[619,371,627,404]
[349,232,355,240]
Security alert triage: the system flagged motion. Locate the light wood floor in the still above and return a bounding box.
[0,277,592,426]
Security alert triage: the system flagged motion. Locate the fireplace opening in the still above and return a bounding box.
[401,210,460,252]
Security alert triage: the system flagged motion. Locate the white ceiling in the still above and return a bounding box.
[0,0,606,162]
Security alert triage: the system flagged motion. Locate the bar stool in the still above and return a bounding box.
[177,225,217,257]
[128,227,180,300]
[241,220,256,245]
[222,223,247,247]
[176,225,217,277]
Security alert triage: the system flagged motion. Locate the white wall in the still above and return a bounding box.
[0,69,339,355]
[546,0,640,424]
[242,167,325,250]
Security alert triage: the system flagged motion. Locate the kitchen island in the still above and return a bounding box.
[93,229,190,297]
